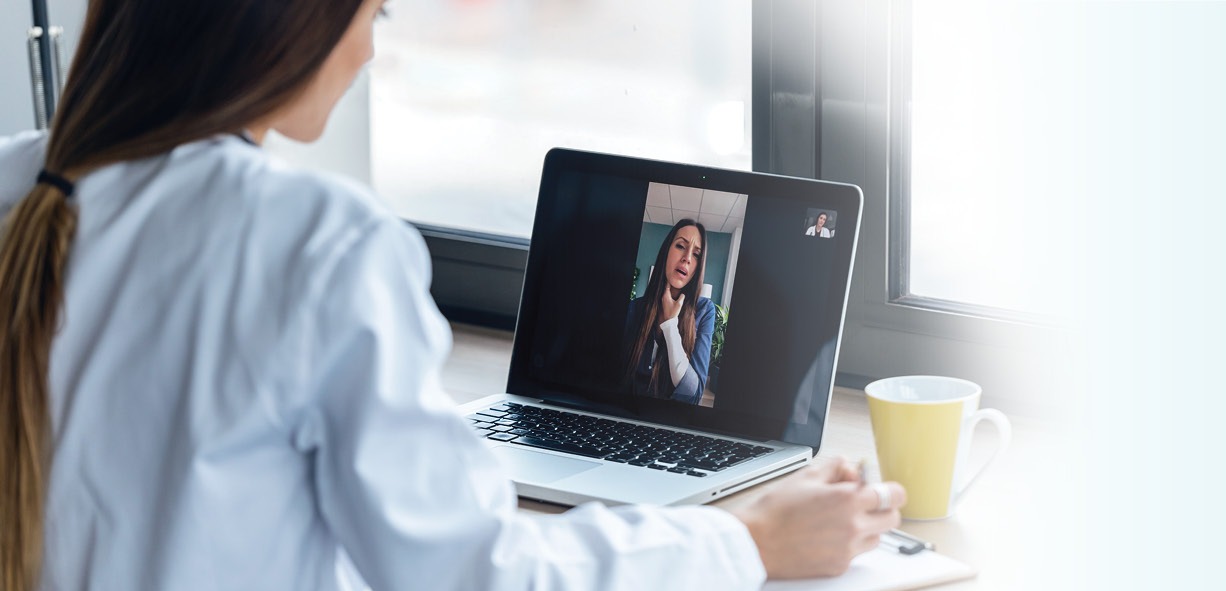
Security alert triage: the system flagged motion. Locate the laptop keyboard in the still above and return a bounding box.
[466,402,774,477]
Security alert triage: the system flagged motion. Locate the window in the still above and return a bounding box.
[761,0,1074,411]
[369,0,751,239]
[275,1,1223,412]
[792,0,1226,411]
[897,0,1092,321]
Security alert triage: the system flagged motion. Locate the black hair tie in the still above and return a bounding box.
[37,170,75,197]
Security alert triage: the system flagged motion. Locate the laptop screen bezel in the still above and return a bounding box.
[506,148,863,449]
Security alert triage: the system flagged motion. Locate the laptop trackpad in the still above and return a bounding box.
[491,446,602,484]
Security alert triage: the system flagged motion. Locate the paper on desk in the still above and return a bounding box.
[761,545,976,591]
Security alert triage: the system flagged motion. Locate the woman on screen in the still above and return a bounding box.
[625,219,716,405]
[805,211,832,237]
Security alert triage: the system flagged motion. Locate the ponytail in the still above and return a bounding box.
[0,178,78,591]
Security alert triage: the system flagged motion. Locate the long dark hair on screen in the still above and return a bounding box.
[0,1,364,588]
[625,219,707,396]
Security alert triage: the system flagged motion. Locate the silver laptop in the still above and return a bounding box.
[459,148,863,506]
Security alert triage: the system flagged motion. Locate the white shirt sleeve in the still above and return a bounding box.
[658,316,691,387]
[293,217,766,591]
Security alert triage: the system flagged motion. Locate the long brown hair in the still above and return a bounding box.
[626,219,707,396]
[0,1,364,588]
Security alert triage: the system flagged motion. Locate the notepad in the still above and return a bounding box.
[761,544,976,591]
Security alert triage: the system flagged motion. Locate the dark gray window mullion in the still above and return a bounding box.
[752,0,820,178]
[887,0,912,304]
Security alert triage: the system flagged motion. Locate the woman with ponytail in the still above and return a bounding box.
[0,1,904,589]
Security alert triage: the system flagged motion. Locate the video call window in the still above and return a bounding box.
[519,164,850,441]
[804,208,837,238]
[624,183,746,408]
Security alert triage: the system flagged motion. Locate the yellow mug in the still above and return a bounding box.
[865,376,1011,520]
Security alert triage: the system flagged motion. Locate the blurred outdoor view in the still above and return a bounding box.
[370,0,751,238]
[908,1,1080,317]
[908,2,1222,319]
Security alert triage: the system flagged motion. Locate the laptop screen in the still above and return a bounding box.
[507,149,861,448]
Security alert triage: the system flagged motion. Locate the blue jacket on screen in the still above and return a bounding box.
[624,296,715,405]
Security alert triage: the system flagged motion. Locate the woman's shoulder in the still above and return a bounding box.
[194,136,415,241]
[0,129,47,160]
[190,135,390,224]
[695,296,716,322]
[170,135,427,282]
[627,295,648,314]
[0,130,49,207]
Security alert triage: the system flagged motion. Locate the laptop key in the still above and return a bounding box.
[511,436,606,459]
[488,432,516,441]
[678,460,725,472]
[647,464,667,470]
[686,470,708,477]
[667,466,689,473]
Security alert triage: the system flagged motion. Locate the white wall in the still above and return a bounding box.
[1,0,86,136]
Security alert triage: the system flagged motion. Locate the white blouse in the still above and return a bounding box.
[0,131,766,591]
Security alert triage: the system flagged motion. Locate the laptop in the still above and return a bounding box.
[458,148,863,506]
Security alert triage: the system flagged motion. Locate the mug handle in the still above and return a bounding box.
[954,408,1012,505]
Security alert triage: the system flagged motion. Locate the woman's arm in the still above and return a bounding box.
[298,220,764,591]
[659,298,715,404]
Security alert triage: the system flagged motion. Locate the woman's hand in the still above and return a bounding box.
[659,290,685,324]
[727,458,906,579]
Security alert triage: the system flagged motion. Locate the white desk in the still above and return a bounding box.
[443,323,1085,590]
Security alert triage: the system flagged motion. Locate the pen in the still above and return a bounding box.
[880,531,928,555]
[886,528,934,552]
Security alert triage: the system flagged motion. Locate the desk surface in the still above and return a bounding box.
[442,323,1085,591]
